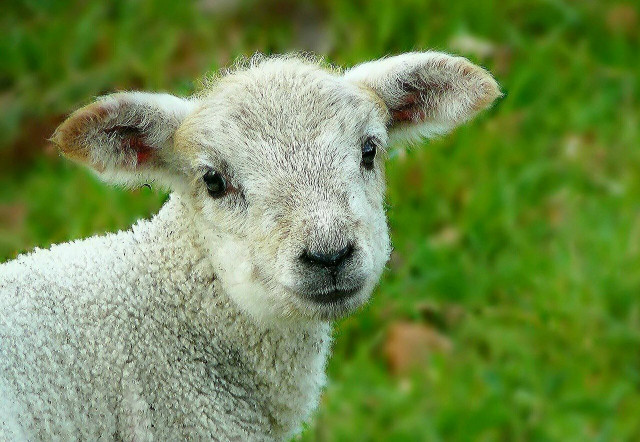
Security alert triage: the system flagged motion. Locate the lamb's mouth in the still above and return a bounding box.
[301,286,361,304]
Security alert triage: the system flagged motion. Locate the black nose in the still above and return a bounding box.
[301,244,354,268]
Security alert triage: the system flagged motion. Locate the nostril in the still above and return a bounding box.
[302,244,354,268]
[327,244,353,266]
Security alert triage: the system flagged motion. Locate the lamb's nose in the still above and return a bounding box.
[301,244,354,268]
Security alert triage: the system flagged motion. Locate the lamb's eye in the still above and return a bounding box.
[361,137,377,170]
[203,170,227,198]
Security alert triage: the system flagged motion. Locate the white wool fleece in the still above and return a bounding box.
[0,196,330,440]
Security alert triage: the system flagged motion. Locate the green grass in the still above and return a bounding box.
[1,1,639,440]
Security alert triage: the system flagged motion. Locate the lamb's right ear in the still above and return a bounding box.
[52,92,196,187]
[345,52,502,143]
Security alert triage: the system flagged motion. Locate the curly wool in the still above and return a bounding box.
[0,195,331,441]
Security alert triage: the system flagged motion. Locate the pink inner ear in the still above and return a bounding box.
[127,137,153,164]
[391,79,454,125]
[105,125,154,165]
[391,93,427,123]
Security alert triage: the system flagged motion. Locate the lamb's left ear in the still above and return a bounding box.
[345,52,502,143]
[52,92,196,187]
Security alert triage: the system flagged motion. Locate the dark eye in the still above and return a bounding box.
[203,170,227,198]
[361,137,377,170]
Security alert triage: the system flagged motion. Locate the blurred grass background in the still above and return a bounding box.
[1,0,639,440]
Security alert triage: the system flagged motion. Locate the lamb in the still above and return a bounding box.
[0,52,500,441]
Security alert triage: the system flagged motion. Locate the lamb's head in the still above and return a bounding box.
[52,52,500,322]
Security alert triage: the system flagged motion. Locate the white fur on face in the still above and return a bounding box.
[179,57,392,321]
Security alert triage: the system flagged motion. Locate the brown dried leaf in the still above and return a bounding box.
[0,204,27,230]
[429,225,461,248]
[607,4,638,36]
[383,321,452,376]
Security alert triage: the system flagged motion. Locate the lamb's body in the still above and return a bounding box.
[0,52,500,440]
[0,195,330,440]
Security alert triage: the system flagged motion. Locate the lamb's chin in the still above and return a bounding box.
[222,272,369,323]
[285,283,372,321]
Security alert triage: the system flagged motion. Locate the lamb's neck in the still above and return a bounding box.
[137,194,332,432]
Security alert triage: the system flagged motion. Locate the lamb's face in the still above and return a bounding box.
[53,53,501,322]
[176,60,392,320]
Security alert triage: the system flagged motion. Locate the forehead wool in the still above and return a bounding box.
[184,56,384,155]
